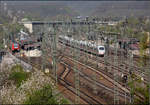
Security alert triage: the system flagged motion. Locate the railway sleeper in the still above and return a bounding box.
[59,66,66,77]
[79,82,86,88]
[93,89,98,95]
[79,81,110,102]
[59,78,102,104]
[97,91,113,102]
[85,83,106,97]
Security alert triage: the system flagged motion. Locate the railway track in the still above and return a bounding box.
[59,45,127,81]
[57,58,107,104]
[59,43,149,83]
[59,58,130,104]
[62,56,130,91]
[57,44,146,100]
[16,51,131,104]
[15,54,105,104]
[12,47,145,104]
[115,54,149,80]
[59,77,103,104]
[63,59,130,96]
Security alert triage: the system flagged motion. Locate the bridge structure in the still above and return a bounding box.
[19,20,111,33]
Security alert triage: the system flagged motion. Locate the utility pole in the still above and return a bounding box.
[129,50,134,104]
[114,35,119,104]
[121,21,127,104]
[74,21,80,104]
[41,23,47,72]
[52,23,57,85]
[85,17,90,64]
[104,20,107,72]
[93,24,97,95]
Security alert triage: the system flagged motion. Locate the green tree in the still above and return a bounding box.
[134,85,149,105]
[139,32,148,66]
[128,73,149,105]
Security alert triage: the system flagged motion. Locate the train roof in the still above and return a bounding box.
[118,38,139,43]
[59,35,105,49]
[98,45,105,48]
[24,42,41,49]
[129,43,139,50]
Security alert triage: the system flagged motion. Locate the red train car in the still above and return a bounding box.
[11,42,20,53]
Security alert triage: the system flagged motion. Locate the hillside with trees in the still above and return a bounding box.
[1,1,79,21]
[67,1,150,17]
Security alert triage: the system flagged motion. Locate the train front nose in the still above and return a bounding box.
[99,51,104,55]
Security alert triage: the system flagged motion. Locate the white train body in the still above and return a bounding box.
[59,35,105,57]
[98,46,105,55]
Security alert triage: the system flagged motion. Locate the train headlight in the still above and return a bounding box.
[141,77,144,81]
[5,45,7,48]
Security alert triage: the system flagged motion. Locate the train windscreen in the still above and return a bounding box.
[14,43,18,48]
[99,47,104,50]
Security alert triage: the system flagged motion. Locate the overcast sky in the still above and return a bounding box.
[2,1,150,16]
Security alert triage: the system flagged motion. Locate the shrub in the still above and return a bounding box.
[9,65,29,87]
[24,84,69,104]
